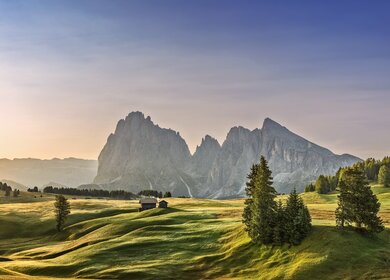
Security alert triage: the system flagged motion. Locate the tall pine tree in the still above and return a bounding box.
[243,164,259,240]
[243,156,277,244]
[335,167,384,233]
[315,175,330,194]
[378,165,390,187]
[54,195,71,232]
[284,188,312,245]
[335,178,350,228]
[273,200,286,245]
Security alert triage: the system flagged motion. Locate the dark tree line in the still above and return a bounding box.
[27,186,39,192]
[243,156,311,246]
[0,182,12,192]
[43,186,137,200]
[138,190,172,198]
[0,182,20,197]
[357,157,390,181]
[305,174,339,194]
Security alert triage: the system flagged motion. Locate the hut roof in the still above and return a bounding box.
[139,198,158,204]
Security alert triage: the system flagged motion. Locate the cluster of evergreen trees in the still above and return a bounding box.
[43,186,137,200]
[305,156,390,194]
[0,182,12,197]
[243,156,311,246]
[304,174,338,193]
[304,162,384,233]
[138,190,172,198]
[356,157,390,181]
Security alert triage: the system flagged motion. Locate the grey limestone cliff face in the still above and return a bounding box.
[94,112,361,197]
[203,126,262,197]
[205,118,360,197]
[259,118,358,193]
[191,135,221,178]
[94,112,194,196]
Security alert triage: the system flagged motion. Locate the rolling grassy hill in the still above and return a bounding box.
[0,186,389,280]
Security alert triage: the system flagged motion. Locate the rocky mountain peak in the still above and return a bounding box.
[224,126,252,146]
[126,111,146,120]
[200,135,220,148]
[94,112,192,196]
[94,112,361,198]
[228,126,250,134]
[261,118,288,132]
[194,135,220,157]
[114,111,151,134]
[192,135,221,179]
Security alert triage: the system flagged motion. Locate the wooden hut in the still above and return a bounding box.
[158,200,168,208]
[139,198,157,212]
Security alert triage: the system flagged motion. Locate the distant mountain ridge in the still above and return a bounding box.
[0,179,28,191]
[94,112,361,198]
[0,158,97,188]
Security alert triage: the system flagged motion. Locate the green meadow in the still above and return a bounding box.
[0,186,389,280]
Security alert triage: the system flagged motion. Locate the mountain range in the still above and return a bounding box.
[0,158,97,189]
[93,112,361,198]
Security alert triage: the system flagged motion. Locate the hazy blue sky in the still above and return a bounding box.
[0,0,389,159]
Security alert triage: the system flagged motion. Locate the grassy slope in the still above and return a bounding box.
[0,187,389,280]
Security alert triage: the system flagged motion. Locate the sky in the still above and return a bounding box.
[0,0,389,160]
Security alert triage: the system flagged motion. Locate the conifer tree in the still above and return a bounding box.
[5,187,11,197]
[284,188,311,245]
[54,195,71,232]
[335,178,350,228]
[335,167,384,233]
[315,175,330,194]
[378,165,390,187]
[250,156,277,244]
[273,200,286,245]
[243,163,260,241]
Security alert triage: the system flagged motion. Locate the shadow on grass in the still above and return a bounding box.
[185,225,390,279]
